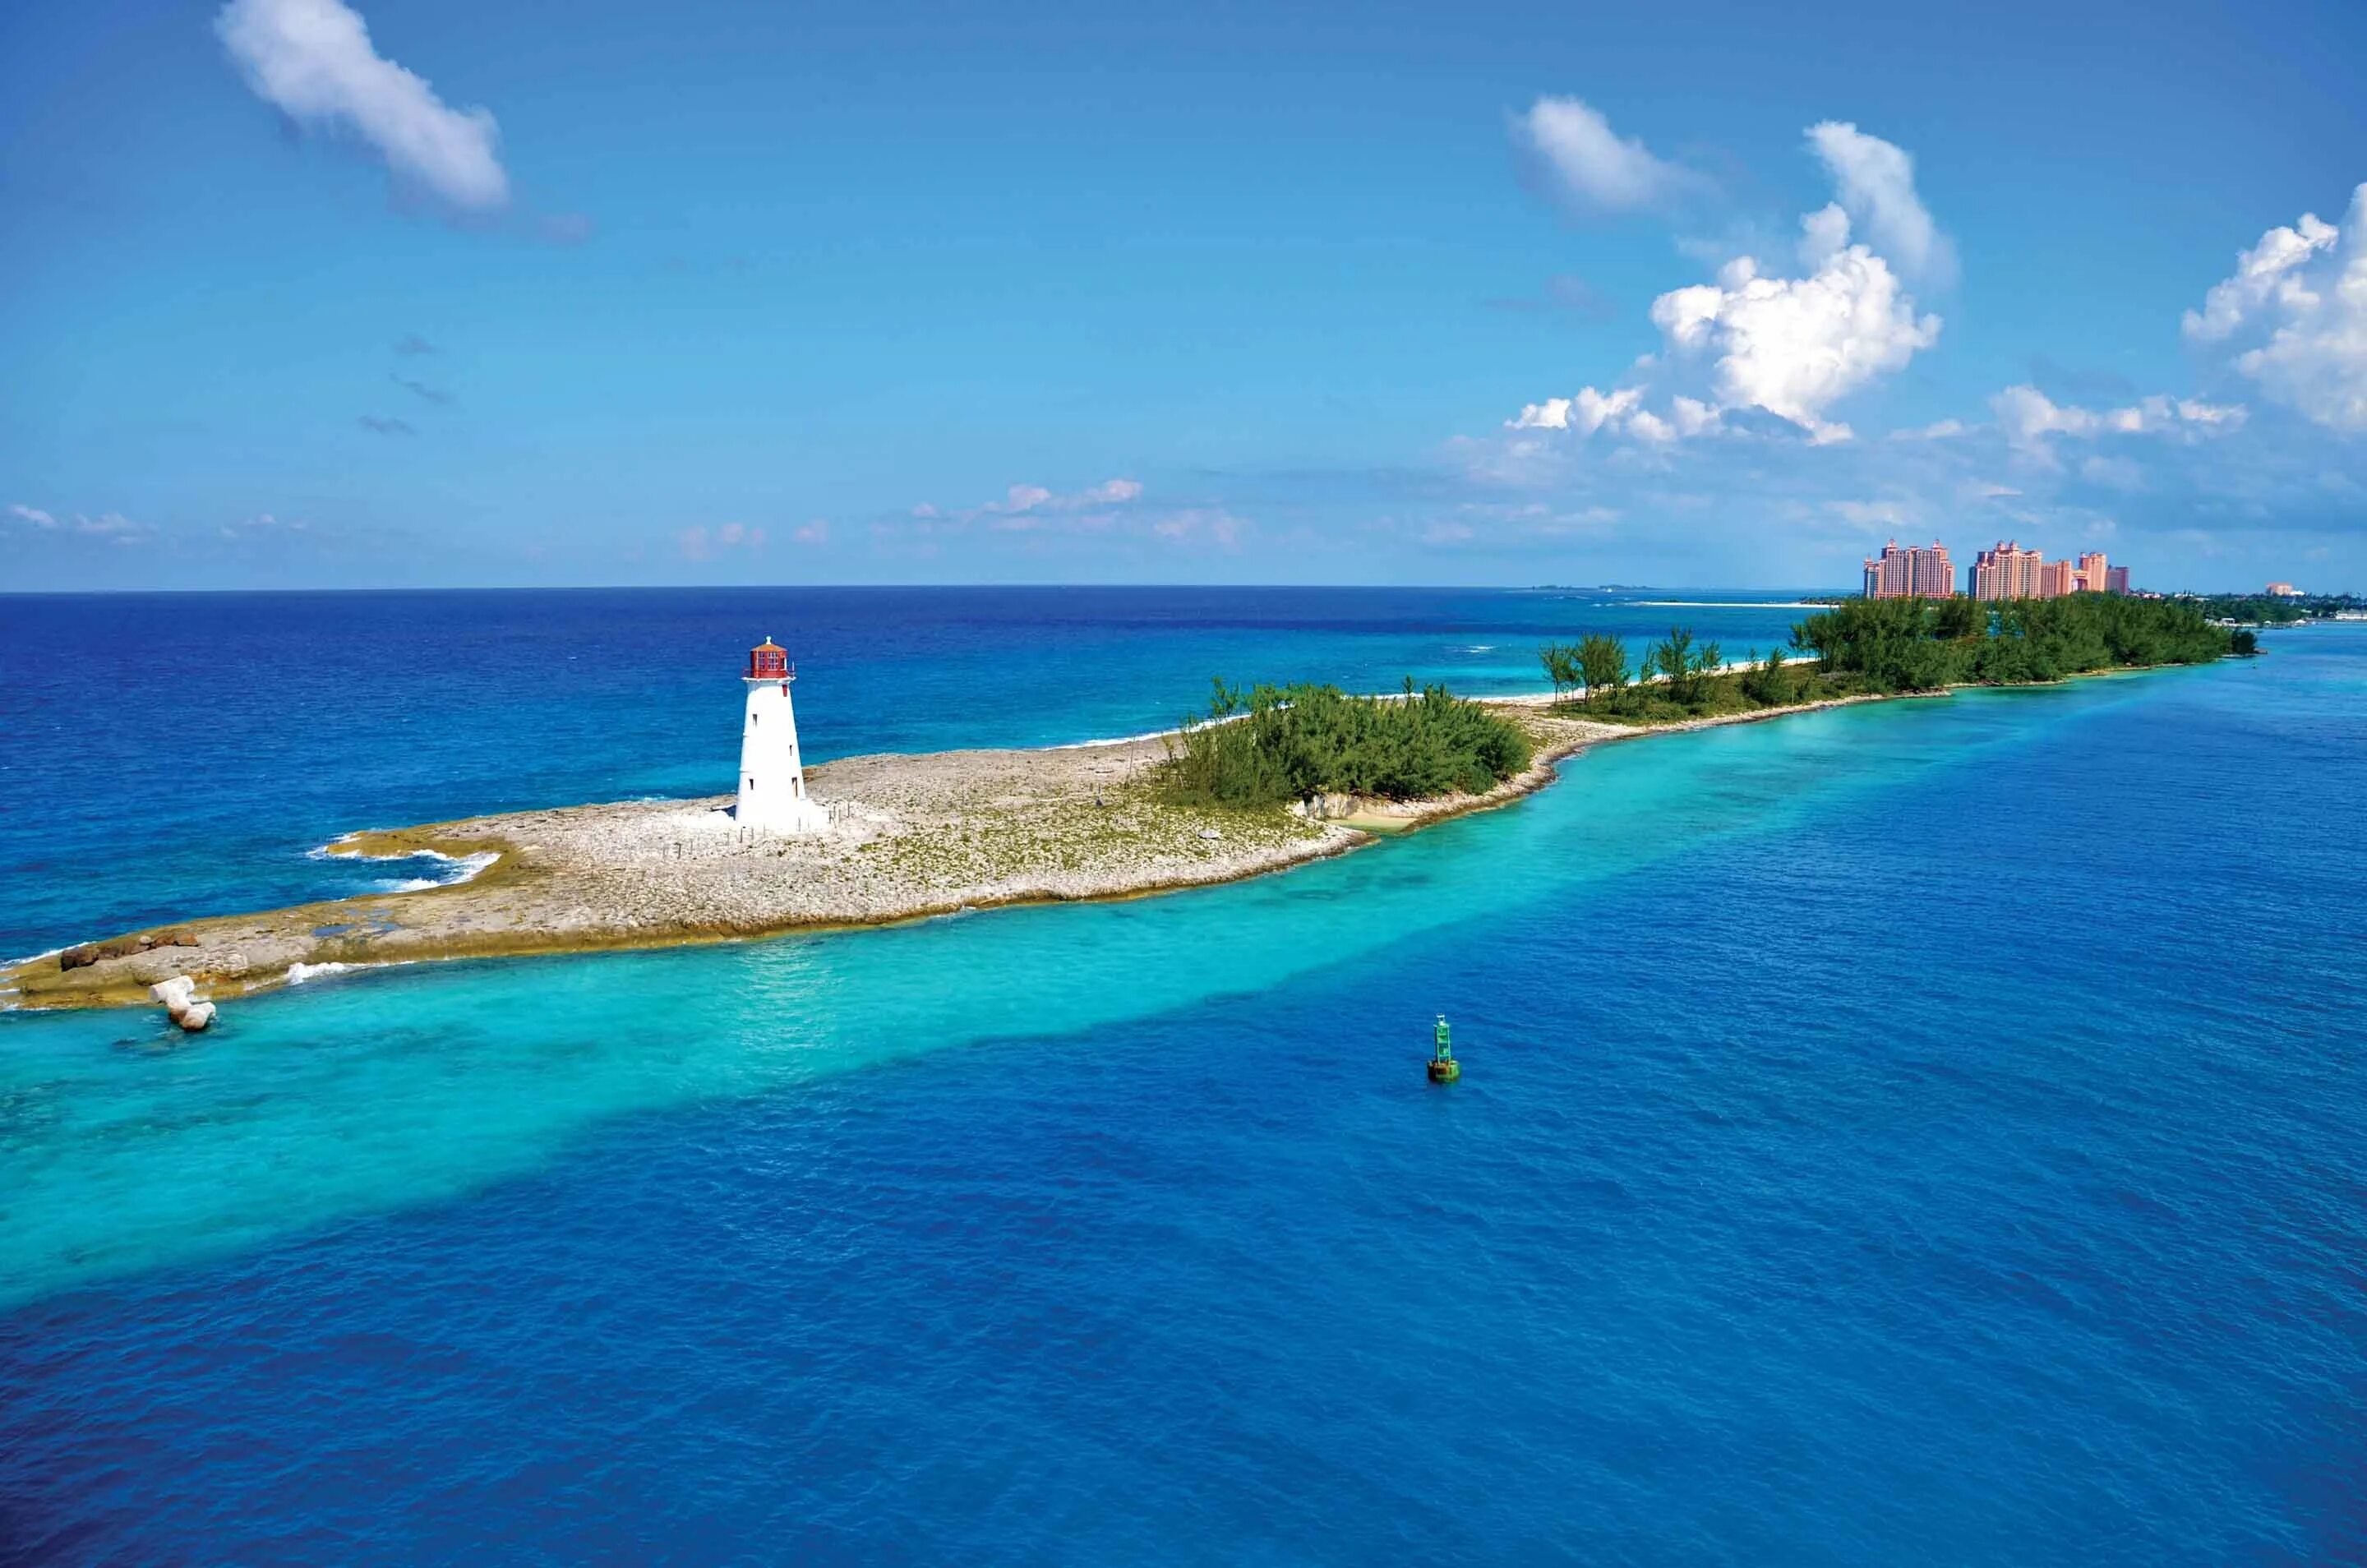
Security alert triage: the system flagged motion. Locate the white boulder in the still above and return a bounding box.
[149,975,217,1032]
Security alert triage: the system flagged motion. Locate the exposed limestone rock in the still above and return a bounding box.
[9,699,1669,1012]
[149,975,217,1032]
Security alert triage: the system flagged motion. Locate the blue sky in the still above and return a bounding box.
[4,0,2365,591]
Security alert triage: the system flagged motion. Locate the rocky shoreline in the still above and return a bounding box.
[0,694,1894,1014]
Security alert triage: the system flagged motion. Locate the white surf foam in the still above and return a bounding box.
[310,841,500,890]
[417,851,499,887]
[1049,727,1179,750]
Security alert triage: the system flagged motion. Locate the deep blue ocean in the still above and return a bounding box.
[2,588,2362,1565]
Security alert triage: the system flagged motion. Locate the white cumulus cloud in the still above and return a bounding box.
[1511,96,1694,214]
[1805,122,1955,285]
[1650,238,1940,442]
[1506,385,1641,434]
[2182,184,2367,432]
[1508,127,1948,446]
[215,0,511,212]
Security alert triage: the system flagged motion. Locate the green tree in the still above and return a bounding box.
[1538,641,1582,704]
[1932,594,1982,640]
[1576,633,1630,705]
[1643,625,1722,706]
[1741,645,1793,706]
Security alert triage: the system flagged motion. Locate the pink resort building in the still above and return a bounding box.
[1862,539,1957,598]
[1971,542,2046,600]
[1969,543,2129,600]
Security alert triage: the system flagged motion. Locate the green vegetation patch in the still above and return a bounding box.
[2179,592,2357,625]
[1540,629,1848,723]
[1793,593,2234,690]
[1539,593,2236,727]
[1158,680,1534,809]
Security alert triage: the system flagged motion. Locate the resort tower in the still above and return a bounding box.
[736,637,829,834]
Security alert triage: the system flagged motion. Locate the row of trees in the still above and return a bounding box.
[1539,634,1630,703]
[1540,627,1744,713]
[1538,593,2242,719]
[1160,678,1534,808]
[1792,593,2235,691]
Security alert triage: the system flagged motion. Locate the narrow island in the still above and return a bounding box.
[4,596,2239,1013]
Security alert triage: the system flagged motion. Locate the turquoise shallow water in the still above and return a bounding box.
[2,593,2364,1563]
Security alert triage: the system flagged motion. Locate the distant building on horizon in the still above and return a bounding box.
[1862,538,1955,598]
[2267,581,2305,597]
[1972,541,2045,600]
[1970,541,2127,600]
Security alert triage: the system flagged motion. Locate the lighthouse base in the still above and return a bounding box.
[735,797,832,837]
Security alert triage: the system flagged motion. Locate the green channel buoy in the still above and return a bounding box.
[1428,1013,1460,1083]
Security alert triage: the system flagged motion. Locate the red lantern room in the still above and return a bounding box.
[746,638,792,680]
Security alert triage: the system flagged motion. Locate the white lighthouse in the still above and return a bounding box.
[736,636,829,834]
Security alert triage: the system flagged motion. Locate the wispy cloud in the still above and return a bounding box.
[677,521,767,561]
[1804,122,1956,286]
[390,372,453,405]
[994,478,1143,515]
[7,504,152,543]
[1989,384,2245,463]
[357,414,417,436]
[1481,273,1613,321]
[392,333,436,356]
[939,477,1148,531]
[217,511,311,540]
[1510,96,1700,215]
[215,0,510,214]
[1148,507,1247,547]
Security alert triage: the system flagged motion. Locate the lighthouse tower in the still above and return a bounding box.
[736,637,829,835]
